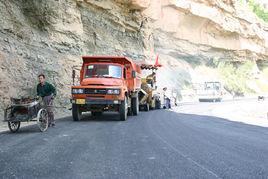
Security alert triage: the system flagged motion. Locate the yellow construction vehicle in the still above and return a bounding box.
[139,64,161,111]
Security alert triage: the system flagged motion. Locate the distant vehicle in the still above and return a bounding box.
[198,81,223,102]
[258,95,265,101]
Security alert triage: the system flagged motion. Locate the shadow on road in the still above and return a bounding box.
[0,124,44,135]
[51,112,122,123]
[76,112,121,122]
[79,112,120,122]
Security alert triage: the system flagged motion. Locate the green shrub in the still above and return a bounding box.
[247,0,268,23]
[218,61,255,95]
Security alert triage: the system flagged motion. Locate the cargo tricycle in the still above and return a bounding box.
[4,97,49,133]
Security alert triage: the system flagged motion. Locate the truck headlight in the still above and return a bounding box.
[72,88,84,94]
[107,89,120,95]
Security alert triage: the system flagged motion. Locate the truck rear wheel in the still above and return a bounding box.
[72,104,82,121]
[155,99,161,109]
[150,99,156,110]
[131,97,139,116]
[144,103,149,112]
[119,98,127,121]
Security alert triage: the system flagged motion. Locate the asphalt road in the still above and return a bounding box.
[1,105,268,179]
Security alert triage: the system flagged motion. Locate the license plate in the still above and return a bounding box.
[76,99,85,104]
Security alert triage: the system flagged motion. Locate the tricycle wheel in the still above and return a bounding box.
[8,121,20,133]
[37,109,49,132]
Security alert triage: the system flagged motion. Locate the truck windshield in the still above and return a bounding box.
[85,64,122,79]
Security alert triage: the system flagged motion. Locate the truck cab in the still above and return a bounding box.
[71,56,141,121]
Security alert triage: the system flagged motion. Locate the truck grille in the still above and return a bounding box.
[84,88,107,95]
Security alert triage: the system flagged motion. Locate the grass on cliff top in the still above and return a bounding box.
[244,0,268,23]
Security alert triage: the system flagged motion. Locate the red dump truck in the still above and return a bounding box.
[71,56,141,121]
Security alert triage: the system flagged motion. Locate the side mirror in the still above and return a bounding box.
[132,71,136,78]
[123,68,127,79]
[72,69,76,79]
[72,69,76,85]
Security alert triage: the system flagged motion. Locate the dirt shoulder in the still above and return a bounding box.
[174,99,268,128]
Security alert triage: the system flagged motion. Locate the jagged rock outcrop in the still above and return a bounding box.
[142,0,268,60]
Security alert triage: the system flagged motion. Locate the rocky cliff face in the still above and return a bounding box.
[0,0,268,113]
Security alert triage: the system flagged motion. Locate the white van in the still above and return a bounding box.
[197,82,223,102]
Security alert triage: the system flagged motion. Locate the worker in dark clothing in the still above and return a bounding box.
[37,74,56,127]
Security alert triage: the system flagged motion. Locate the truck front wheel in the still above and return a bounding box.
[72,104,82,121]
[131,97,139,116]
[119,98,127,121]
